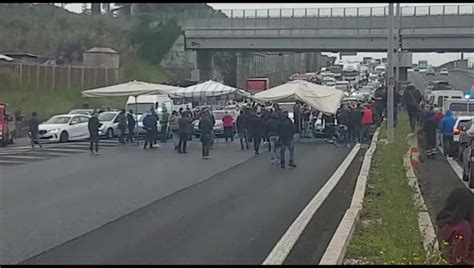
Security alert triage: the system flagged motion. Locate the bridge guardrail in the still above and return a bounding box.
[181,4,473,21]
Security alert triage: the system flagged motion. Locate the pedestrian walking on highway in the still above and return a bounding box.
[402,85,422,132]
[436,187,474,265]
[199,111,213,159]
[178,111,192,153]
[433,107,444,147]
[248,111,265,155]
[88,111,102,155]
[266,112,281,164]
[279,111,297,169]
[236,109,250,150]
[29,112,44,150]
[117,109,127,144]
[360,104,374,144]
[336,104,352,147]
[439,110,456,158]
[127,110,136,143]
[169,110,180,150]
[160,106,170,143]
[423,113,438,159]
[222,111,234,142]
[142,112,155,150]
[350,104,363,143]
[373,87,385,127]
[14,107,24,137]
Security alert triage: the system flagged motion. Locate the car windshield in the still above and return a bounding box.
[98,112,116,122]
[126,103,154,114]
[45,116,71,124]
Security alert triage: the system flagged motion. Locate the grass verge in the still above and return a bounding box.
[344,112,426,264]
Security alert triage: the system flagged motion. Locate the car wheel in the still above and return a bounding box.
[106,128,114,139]
[60,131,69,143]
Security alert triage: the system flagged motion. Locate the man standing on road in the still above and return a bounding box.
[336,104,352,147]
[236,109,249,150]
[142,111,155,150]
[199,111,213,159]
[126,110,136,143]
[266,112,281,165]
[279,111,297,169]
[423,113,438,159]
[222,111,234,142]
[403,85,422,132]
[248,111,265,155]
[439,110,456,158]
[350,104,363,143]
[178,111,192,154]
[29,112,44,150]
[88,111,102,155]
[117,109,127,144]
[169,110,180,150]
[160,106,170,143]
[361,104,374,144]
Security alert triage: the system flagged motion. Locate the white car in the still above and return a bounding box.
[440,68,449,75]
[38,114,90,143]
[98,111,121,139]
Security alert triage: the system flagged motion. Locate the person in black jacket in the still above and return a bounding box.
[336,104,352,147]
[248,111,265,155]
[423,114,438,159]
[88,111,102,154]
[29,112,44,150]
[266,112,281,164]
[279,111,296,168]
[350,104,363,143]
[126,110,136,143]
[117,109,127,144]
[199,111,214,159]
[403,85,422,132]
[236,109,250,150]
[142,111,155,150]
[178,111,192,153]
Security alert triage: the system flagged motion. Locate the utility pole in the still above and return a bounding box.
[395,3,401,93]
[387,3,395,142]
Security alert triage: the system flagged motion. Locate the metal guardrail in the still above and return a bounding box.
[182,4,474,20]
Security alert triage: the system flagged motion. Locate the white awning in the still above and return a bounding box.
[81,80,180,98]
[253,80,345,114]
[0,54,14,61]
[168,80,243,99]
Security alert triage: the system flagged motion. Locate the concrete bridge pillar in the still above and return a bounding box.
[194,50,214,82]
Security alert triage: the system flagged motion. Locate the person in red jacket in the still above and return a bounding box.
[437,187,474,265]
[222,111,234,142]
[360,104,373,144]
[433,107,444,147]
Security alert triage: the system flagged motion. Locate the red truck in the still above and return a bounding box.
[0,102,14,146]
[246,77,270,94]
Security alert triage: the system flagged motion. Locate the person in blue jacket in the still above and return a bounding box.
[439,110,456,158]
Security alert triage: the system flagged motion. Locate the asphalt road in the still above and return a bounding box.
[409,69,474,94]
[1,138,357,264]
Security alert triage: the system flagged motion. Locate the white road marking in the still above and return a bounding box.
[41,148,87,153]
[263,144,361,265]
[446,158,474,193]
[0,155,47,160]
[0,159,27,164]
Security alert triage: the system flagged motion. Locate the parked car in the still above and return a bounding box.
[452,116,474,158]
[38,114,90,143]
[440,68,449,75]
[97,111,122,139]
[68,109,95,115]
[461,122,474,188]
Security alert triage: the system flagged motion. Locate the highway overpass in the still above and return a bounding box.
[183,5,474,52]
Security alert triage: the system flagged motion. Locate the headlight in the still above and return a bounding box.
[49,128,60,133]
[99,125,105,130]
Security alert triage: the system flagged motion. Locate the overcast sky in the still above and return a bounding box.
[62,3,473,66]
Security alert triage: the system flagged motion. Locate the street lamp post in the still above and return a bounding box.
[387,3,395,142]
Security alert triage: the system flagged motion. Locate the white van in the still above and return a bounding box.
[443,99,474,116]
[429,90,464,110]
[125,95,192,135]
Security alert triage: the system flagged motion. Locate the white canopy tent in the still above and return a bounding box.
[252,80,345,115]
[81,80,179,98]
[0,54,14,62]
[168,80,249,101]
[81,80,182,145]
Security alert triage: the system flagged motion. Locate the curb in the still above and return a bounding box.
[405,133,440,260]
[319,127,380,265]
